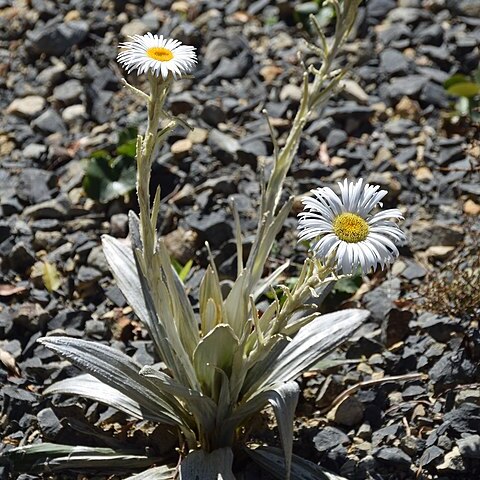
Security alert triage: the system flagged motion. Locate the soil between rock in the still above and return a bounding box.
[1,1,480,479]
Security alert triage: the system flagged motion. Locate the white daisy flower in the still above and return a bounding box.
[117,33,197,80]
[298,179,406,275]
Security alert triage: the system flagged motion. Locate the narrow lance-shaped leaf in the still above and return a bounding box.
[1,443,160,474]
[179,448,235,480]
[44,374,146,421]
[125,465,176,480]
[267,381,300,480]
[38,336,189,428]
[243,309,369,398]
[140,366,217,435]
[103,227,196,389]
[247,446,348,480]
[158,240,200,357]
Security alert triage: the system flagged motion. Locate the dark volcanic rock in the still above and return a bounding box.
[375,446,412,470]
[27,20,89,56]
[185,210,233,248]
[430,350,479,393]
[314,426,350,452]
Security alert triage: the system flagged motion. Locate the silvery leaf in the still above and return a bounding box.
[44,374,145,420]
[266,381,300,480]
[1,443,159,473]
[247,446,347,480]
[179,448,235,480]
[140,366,217,434]
[244,309,369,397]
[38,336,187,427]
[125,465,176,480]
[102,232,196,388]
[158,240,200,356]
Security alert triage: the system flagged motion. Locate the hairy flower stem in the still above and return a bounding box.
[135,76,174,263]
[248,3,360,291]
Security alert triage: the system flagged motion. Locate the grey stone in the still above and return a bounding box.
[416,24,444,46]
[120,19,149,38]
[279,84,302,102]
[23,195,71,219]
[326,129,348,149]
[87,245,109,274]
[447,0,480,16]
[205,51,253,84]
[314,426,350,452]
[419,445,444,467]
[375,447,412,469]
[388,75,427,100]
[238,139,267,167]
[85,318,107,338]
[62,104,86,123]
[17,168,56,204]
[22,143,47,160]
[201,101,226,126]
[367,0,396,18]
[27,20,89,56]
[410,222,464,250]
[208,129,240,164]
[185,210,233,248]
[7,96,46,119]
[203,37,235,66]
[76,266,102,288]
[53,79,83,105]
[455,389,480,406]
[9,242,36,272]
[333,396,365,427]
[37,408,62,440]
[31,108,66,134]
[37,62,67,87]
[110,213,129,238]
[388,7,429,24]
[380,49,409,76]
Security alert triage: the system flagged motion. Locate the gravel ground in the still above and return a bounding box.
[1,0,480,479]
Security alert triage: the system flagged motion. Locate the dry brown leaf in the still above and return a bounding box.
[0,348,21,377]
[0,284,27,297]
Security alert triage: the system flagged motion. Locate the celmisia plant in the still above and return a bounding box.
[2,2,406,479]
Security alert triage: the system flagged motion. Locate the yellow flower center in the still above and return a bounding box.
[333,212,369,243]
[146,47,174,62]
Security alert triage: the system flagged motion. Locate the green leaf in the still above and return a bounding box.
[179,259,193,282]
[118,126,138,147]
[117,138,137,157]
[333,275,362,294]
[447,82,480,98]
[444,73,470,90]
[42,261,61,292]
[83,155,136,203]
[171,258,193,282]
